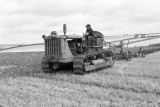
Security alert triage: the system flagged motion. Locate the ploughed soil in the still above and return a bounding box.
[0,52,160,107]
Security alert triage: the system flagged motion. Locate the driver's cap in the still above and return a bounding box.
[85,24,91,27]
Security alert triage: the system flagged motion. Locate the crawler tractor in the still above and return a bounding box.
[41,24,114,74]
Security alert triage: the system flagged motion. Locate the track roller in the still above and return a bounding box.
[41,61,52,73]
[73,55,86,75]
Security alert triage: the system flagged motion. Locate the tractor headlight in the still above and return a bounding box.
[42,35,45,39]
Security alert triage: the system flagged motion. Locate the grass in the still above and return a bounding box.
[0,52,160,106]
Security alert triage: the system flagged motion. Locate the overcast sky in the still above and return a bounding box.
[0,0,160,44]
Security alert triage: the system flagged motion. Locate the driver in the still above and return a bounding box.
[85,24,95,46]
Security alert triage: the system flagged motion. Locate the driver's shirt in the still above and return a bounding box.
[86,28,94,37]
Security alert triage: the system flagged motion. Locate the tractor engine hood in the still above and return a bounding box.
[42,35,82,39]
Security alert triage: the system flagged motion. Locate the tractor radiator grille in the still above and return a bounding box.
[45,39,61,57]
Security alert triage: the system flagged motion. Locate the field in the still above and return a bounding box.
[0,51,160,107]
[0,44,20,50]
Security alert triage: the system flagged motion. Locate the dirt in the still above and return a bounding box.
[0,51,160,107]
[114,61,129,74]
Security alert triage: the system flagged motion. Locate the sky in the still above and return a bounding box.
[0,0,160,44]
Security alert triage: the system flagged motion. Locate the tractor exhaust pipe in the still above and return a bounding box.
[63,24,67,35]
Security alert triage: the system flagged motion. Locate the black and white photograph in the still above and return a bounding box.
[0,0,160,106]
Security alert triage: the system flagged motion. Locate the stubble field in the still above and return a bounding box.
[0,51,160,107]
